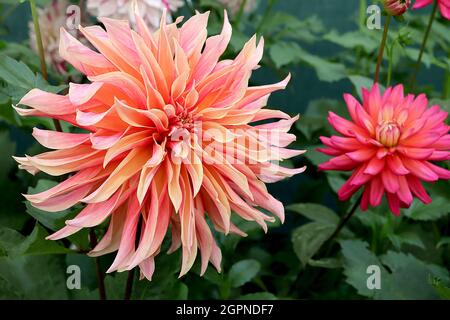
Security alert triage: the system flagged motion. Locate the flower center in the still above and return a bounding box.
[376,122,401,147]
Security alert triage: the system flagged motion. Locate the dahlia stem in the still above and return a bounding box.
[328,195,362,243]
[233,0,247,30]
[374,15,391,84]
[89,229,107,300]
[256,0,275,35]
[410,0,438,90]
[124,269,136,300]
[443,51,450,99]
[29,0,63,132]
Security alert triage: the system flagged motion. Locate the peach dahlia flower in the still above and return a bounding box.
[29,0,81,74]
[318,84,450,215]
[14,12,304,279]
[87,0,184,31]
[218,0,257,16]
[413,0,450,20]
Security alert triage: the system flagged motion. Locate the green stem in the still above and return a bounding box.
[443,51,450,99]
[256,0,275,35]
[233,0,247,30]
[374,15,391,84]
[29,0,47,80]
[124,268,135,300]
[89,230,107,300]
[410,0,438,90]
[386,39,397,87]
[29,0,63,132]
[328,195,362,243]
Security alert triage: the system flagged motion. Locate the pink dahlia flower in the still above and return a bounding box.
[318,84,450,215]
[87,0,184,31]
[413,0,450,20]
[14,12,305,279]
[29,0,82,74]
[383,0,411,16]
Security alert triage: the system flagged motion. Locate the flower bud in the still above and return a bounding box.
[383,0,411,16]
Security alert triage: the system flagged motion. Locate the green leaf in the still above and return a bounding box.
[25,180,73,230]
[238,292,278,300]
[404,188,450,221]
[0,53,36,90]
[20,223,71,256]
[291,222,335,267]
[340,239,450,299]
[437,237,450,249]
[324,30,378,52]
[287,203,339,225]
[340,239,386,298]
[296,98,344,140]
[229,259,261,288]
[348,75,386,100]
[297,46,347,82]
[269,41,299,69]
[431,279,450,300]
[388,231,426,250]
[308,257,342,269]
[0,228,68,299]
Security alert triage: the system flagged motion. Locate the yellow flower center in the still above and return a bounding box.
[376,122,401,147]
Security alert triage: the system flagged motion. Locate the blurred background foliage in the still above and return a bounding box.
[0,0,449,300]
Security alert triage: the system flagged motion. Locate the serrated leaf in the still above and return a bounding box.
[348,75,386,100]
[404,191,450,221]
[20,223,71,255]
[308,257,342,269]
[229,259,261,288]
[291,222,335,267]
[287,203,339,225]
[340,240,449,299]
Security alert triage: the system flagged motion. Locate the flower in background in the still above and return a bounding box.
[29,0,81,74]
[218,0,257,16]
[318,84,450,215]
[383,0,411,16]
[86,0,184,31]
[14,12,304,279]
[413,0,450,20]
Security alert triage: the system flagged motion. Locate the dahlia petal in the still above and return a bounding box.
[103,130,153,167]
[397,175,413,205]
[79,25,141,80]
[413,0,433,9]
[425,162,450,179]
[107,196,141,273]
[346,148,377,162]
[32,128,89,150]
[386,193,401,216]
[83,148,152,203]
[19,89,76,116]
[364,157,385,175]
[381,169,400,193]
[29,184,92,212]
[191,11,231,83]
[68,82,104,106]
[88,206,128,257]
[407,175,432,204]
[46,225,82,241]
[397,146,434,160]
[59,28,115,77]
[386,155,409,175]
[401,157,439,182]
[369,177,384,207]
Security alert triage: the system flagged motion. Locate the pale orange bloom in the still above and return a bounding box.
[15,11,304,279]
